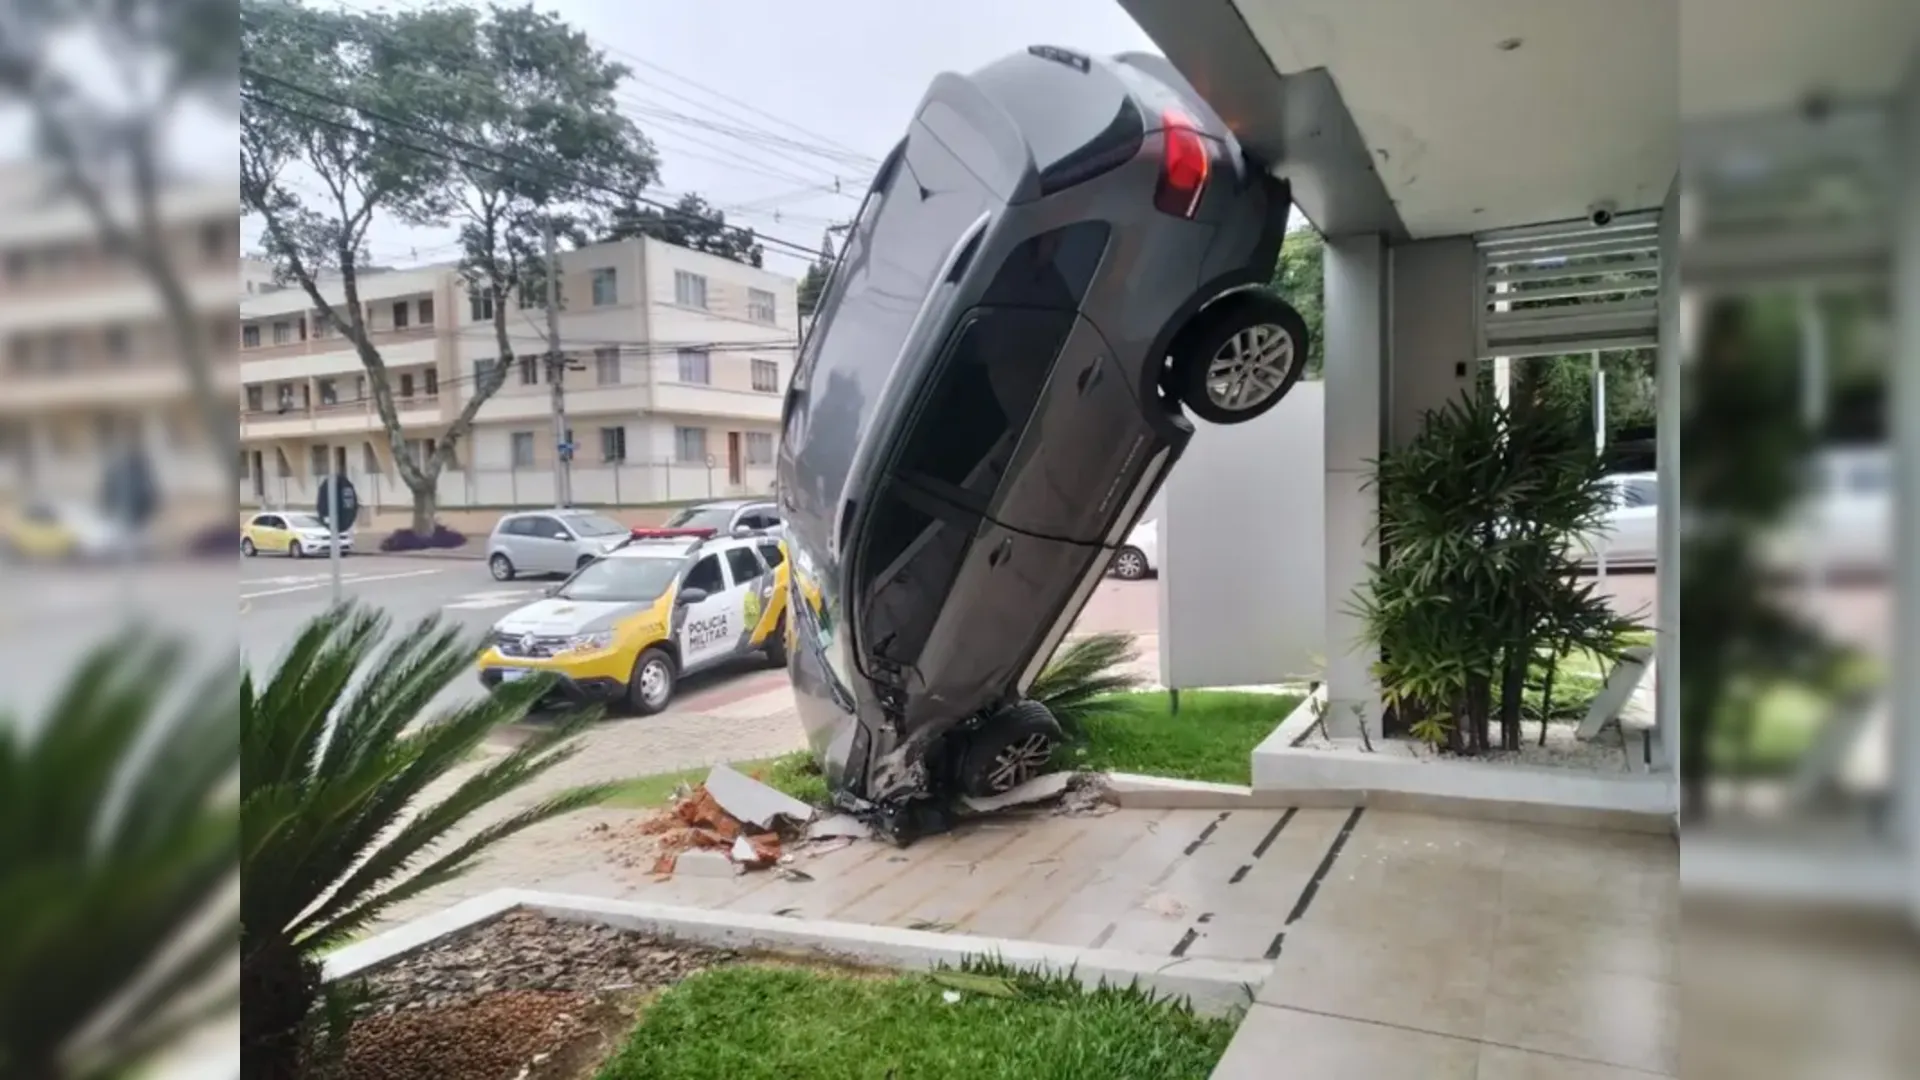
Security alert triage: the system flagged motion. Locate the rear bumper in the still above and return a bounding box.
[478,666,625,704]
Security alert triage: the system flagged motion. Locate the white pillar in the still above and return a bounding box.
[1655,177,1682,784]
[1323,233,1388,738]
[1891,50,1920,928]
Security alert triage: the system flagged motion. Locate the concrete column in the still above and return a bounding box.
[1386,237,1477,449]
[1891,49,1920,928]
[1655,176,1682,783]
[1323,233,1388,737]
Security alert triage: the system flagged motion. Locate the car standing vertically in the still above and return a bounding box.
[776,46,1311,839]
[477,530,791,715]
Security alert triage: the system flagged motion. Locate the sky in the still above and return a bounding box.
[246,0,1162,278]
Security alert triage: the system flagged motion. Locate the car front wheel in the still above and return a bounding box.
[1111,546,1149,580]
[1170,290,1311,425]
[627,647,676,716]
[288,539,304,558]
[958,699,1063,798]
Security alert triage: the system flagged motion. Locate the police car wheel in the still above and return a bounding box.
[763,616,789,667]
[627,647,676,716]
[959,700,1063,798]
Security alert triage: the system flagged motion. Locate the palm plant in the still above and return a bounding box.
[240,605,614,1080]
[1031,632,1145,738]
[0,631,238,1080]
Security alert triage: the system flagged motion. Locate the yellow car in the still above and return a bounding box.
[241,511,354,558]
[0,501,128,562]
[478,531,790,715]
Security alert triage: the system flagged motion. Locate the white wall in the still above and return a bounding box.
[1157,382,1326,688]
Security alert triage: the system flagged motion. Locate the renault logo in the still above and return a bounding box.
[519,633,536,653]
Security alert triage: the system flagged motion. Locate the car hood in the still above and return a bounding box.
[494,598,639,636]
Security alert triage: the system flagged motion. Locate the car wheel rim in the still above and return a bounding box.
[491,558,509,579]
[1205,323,1295,410]
[1116,552,1144,578]
[640,660,670,706]
[986,732,1054,793]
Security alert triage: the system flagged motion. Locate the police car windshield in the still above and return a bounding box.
[564,513,628,537]
[664,506,735,530]
[557,556,681,603]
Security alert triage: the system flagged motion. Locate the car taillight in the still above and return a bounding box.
[1154,110,1210,218]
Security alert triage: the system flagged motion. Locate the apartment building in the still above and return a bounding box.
[239,235,796,511]
[0,167,239,506]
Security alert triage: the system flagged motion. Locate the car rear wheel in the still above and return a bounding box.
[763,615,788,668]
[959,699,1063,798]
[241,537,256,557]
[489,553,516,581]
[627,647,676,716]
[1171,291,1310,425]
[1111,546,1149,580]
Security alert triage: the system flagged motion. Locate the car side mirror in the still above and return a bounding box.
[733,524,753,536]
[676,587,708,606]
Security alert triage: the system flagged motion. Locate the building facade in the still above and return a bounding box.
[238,236,796,512]
[0,168,239,508]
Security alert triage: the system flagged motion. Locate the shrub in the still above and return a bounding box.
[1030,631,1146,739]
[191,521,241,556]
[239,605,612,1079]
[378,525,467,551]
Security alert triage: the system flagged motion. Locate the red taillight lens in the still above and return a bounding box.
[1154,110,1210,218]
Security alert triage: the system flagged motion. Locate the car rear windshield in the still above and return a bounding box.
[664,506,736,530]
[557,557,680,604]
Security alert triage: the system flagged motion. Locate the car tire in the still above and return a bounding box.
[958,699,1064,799]
[490,553,516,581]
[626,647,676,716]
[289,539,304,558]
[241,537,257,557]
[763,615,789,668]
[1170,290,1311,425]
[1111,546,1149,580]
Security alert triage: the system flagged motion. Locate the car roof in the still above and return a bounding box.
[685,498,765,510]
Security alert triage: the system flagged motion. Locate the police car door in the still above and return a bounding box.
[676,551,739,669]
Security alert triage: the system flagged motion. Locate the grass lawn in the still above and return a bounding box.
[602,749,828,810]
[594,962,1235,1080]
[1060,690,1301,786]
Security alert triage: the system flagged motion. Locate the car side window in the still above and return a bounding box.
[757,542,785,568]
[259,515,283,529]
[526,515,568,540]
[684,554,726,594]
[501,517,531,537]
[724,547,763,584]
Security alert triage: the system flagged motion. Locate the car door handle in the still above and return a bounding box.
[988,537,1011,568]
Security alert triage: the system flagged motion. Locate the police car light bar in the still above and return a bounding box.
[628,526,718,540]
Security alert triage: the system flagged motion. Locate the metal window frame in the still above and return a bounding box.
[1476,210,1663,359]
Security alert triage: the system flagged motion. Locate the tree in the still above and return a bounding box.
[0,0,241,485]
[604,191,764,267]
[1271,224,1326,378]
[240,0,655,531]
[240,606,612,1079]
[796,229,835,317]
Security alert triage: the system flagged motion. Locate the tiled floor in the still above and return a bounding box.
[585,803,1678,1078]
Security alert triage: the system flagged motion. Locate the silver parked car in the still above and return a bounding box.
[486,510,632,580]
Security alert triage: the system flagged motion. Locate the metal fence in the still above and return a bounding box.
[242,459,777,513]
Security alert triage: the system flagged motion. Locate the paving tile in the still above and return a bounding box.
[1209,1004,1480,1080]
[1479,967,1679,1075]
[831,819,1036,925]
[964,809,1172,940]
[1476,1044,1673,1079]
[1256,917,1495,1042]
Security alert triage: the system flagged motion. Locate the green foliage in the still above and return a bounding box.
[239,604,614,1078]
[1029,632,1147,738]
[1353,391,1645,753]
[0,632,237,1080]
[605,192,764,267]
[1270,225,1325,378]
[1060,690,1303,785]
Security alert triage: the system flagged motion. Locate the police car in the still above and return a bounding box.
[477,529,790,715]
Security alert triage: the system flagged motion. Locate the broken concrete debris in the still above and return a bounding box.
[635,766,821,878]
[706,763,818,829]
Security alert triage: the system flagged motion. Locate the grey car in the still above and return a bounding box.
[658,498,782,536]
[777,46,1309,840]
[487,510,632,580]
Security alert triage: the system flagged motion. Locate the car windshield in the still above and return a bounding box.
[284,513,325,529]
[557,556,681,603]
[564,513,628,537]
[664,506,736,530]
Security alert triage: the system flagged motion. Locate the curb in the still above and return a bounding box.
[378,548,486,561]
[325,888,1270,1016]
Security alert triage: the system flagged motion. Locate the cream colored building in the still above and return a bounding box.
[0,168,239,505]
[239,236,795,512]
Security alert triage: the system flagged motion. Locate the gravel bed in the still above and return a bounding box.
[1302,719,1639,772]
[336,911,743,1080]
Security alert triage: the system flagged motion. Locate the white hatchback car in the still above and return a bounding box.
[1109,518,1160,580]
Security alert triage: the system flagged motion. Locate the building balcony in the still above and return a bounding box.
[648,381,782,422]
[241,396,442,440]
[239,329,439,381]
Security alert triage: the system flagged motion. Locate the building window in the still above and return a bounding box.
[392,301,410,329]
[469,287,494,322]
[399,372,415,398]
[751,359,780,392]
[416,298,433,325]
[591,268,617,306]
[748,288,776,324]
[242,324,260,348]
[746,431,775,465]
[510,431,535,467]
[201,221,227,260]
[355,375,367,400]
[677,348,711,384]
[674,270,708,309]
[674,426,708,463]
[276,383,295,411]
[424,369,438,396]
[271,321,291,345]
[599,425,627,462]
[318,378,338,406]
[275,448,292,477]
[594,346,621,384]
[519,356,539,385]
[473,358,496,388]
[312,314,330,338]
[310,445,328,477]
[363,443,381,475]
[104,325,129,361]
[47,334,70,369]
[245,385,264,411]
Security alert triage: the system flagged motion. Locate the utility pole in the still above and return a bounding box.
[544,219,571,507]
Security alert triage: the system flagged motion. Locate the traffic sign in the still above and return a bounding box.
[316,473,360,531]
